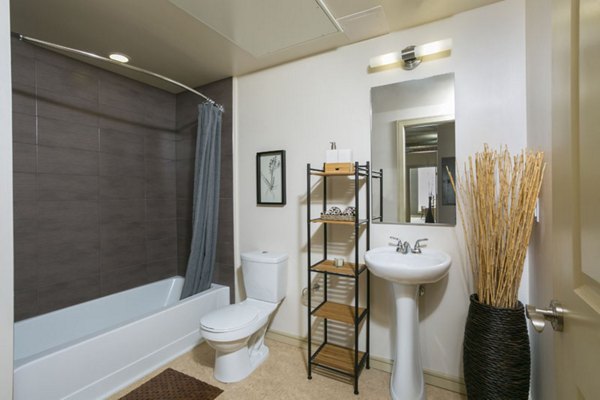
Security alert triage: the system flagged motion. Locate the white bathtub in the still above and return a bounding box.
[14,277,229,400]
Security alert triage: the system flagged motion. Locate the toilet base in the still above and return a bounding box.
[213,344,269,383]
[212,329,270,384]
[202,301,276,383]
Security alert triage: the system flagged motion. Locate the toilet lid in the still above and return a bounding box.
[200,303,260,333]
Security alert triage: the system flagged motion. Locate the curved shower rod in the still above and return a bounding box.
[11,32,225,112]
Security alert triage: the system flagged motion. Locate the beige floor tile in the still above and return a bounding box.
[108,339,465,400]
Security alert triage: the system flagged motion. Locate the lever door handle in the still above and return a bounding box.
[525,300,564,332]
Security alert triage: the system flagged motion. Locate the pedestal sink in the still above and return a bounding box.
[365,246,451,400]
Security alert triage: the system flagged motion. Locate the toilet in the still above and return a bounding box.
[200,250,288,383]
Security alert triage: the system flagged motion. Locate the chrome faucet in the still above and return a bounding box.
[390,237,428,254]
[410,238,428,254]
[389,237,411,254]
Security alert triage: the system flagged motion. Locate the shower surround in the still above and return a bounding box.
[11,38,234,320]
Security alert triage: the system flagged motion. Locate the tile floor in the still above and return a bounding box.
[109,339,466,400]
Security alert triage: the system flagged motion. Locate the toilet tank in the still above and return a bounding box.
[241,250,288,303]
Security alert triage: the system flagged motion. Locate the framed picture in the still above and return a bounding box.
[441,156,456,206]
[256,150,286,205]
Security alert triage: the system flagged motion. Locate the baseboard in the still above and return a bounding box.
[266,329,466,395]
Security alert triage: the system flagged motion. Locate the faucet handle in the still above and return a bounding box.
[389,236,401,246]
[413,238,429,253]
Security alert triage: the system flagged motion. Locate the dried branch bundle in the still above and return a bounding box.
[449,145,545,309]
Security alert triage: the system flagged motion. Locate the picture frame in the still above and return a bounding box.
[256,150,286,205]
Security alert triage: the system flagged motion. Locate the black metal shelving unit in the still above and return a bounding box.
[306,161,371,395]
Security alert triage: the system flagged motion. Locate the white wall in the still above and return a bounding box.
[235,0,527,380]
[0,0,14,398]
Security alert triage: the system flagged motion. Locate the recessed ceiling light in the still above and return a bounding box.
[109,53,130,63]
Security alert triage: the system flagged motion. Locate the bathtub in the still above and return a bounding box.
[14,277,229,400]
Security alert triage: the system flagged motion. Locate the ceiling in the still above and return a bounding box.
[10,0,500,93]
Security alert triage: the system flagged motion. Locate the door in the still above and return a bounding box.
[552,0,600,398]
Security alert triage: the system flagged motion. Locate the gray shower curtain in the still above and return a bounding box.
[181,102,223,299]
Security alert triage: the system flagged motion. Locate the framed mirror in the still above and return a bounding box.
[370,73,456,225]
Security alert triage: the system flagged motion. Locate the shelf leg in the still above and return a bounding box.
[306,163,312,381]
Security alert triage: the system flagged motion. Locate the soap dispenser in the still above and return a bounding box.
[326,142,338,163]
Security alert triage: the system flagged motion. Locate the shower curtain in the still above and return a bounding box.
[181,102,223,299]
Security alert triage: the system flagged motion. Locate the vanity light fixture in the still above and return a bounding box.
[369,38,452,70]
[108,52,130,63]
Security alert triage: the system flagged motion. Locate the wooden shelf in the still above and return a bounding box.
[312,343,365,375]
[311,170,356,177]
[310,218,368,225]
[312,301,365,324]
[311,260,366,277]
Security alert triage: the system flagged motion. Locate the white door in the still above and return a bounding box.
[551,0,600,398]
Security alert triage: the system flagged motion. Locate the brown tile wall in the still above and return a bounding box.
[175,78,234,303]
[11,39,232,320]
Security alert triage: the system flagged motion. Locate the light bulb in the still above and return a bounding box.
[109,53,130,63]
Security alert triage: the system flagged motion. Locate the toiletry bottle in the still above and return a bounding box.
[326,142,338,163]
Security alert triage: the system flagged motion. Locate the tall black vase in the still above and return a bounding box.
[463,294,530,399]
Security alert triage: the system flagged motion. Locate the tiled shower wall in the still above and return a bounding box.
[11,38,234,320]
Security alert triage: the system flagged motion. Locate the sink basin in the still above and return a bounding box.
[364,247,451,285]
[365,246,451,400]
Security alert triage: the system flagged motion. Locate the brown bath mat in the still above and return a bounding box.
[119,368,223,400]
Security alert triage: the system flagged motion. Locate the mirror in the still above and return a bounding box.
[370,73,456,225]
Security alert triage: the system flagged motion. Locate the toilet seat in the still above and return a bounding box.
[201,303,260,333]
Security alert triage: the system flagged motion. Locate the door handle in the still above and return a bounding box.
[525,300,564,332]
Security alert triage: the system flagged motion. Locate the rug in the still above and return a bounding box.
[119,368,223,400]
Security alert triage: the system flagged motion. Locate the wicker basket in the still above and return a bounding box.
[319,213,355,222]
[463,294,530,400]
